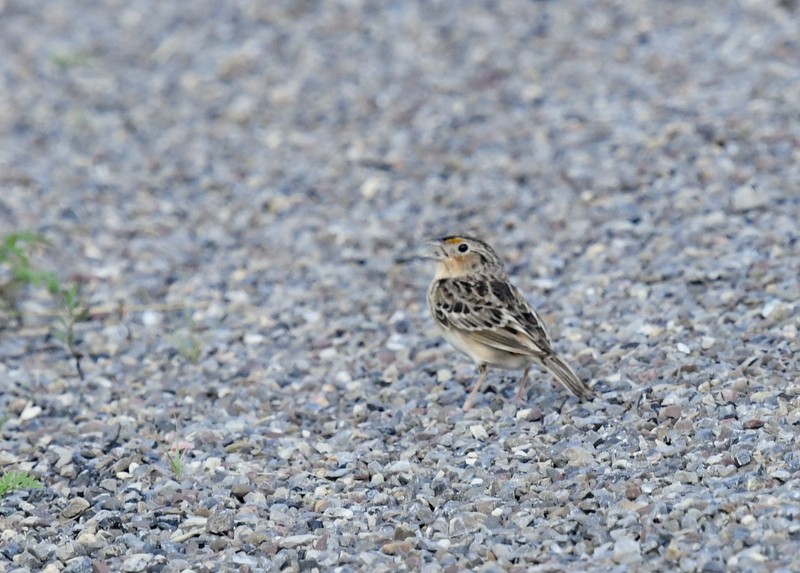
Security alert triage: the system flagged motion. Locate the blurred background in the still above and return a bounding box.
[2,1,797,302]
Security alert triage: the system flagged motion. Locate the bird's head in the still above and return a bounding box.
[417,235,506,279]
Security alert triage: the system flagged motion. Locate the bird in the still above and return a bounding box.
[414,235,593,410]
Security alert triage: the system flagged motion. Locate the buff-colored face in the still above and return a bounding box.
[424,236,505,279]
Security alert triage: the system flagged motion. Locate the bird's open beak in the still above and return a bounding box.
[395,239,442,264]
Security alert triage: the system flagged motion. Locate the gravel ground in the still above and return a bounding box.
[1,0,799,571]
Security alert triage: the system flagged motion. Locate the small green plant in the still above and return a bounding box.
[0,231,59,322]
[52,283,90,380]
[165,419,187,478]
[0,231,91,378]
[168,445,185,478]
[0,471,44,497]
[51,50,90,69]
[172,312,202,364]
[0,231,91,382]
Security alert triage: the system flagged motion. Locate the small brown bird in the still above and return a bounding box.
[417,235,593,410]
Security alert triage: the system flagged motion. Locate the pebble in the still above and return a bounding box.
[243,333,265,345]
[19,402,43,421]
[121,554,152,572]
[61,498,91,519]
[470,425,489,440]
[206,511,234,535]
[436,369,453,383]
[385,460,412,475]
[613,537,641,564]
[141,311,163,327]
[382,541,412,555]
[731,185,768,212]
[278,535,316,549]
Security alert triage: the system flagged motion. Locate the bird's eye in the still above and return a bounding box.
[458,243,469,253]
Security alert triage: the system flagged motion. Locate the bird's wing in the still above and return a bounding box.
[429,277,552,357]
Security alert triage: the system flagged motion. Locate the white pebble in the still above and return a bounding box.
[226,289,250,304]
[612,536,641,564]
[122,553,153,572]
[470,425,489,440]
[19,402,42,421]
[319,347,337,360]
[279,534,316,548]
[761,299,782,319]
[385,460,412,474]
[701,336,716,350]
[141,310,163,327]
[302,310,322,323]
[243,333,264,345]
[386,333,407,351]
[732,184,767,212]
[360,175,388,199]
[314,443,332,454]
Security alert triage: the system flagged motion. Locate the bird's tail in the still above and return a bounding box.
[543,353,593,400]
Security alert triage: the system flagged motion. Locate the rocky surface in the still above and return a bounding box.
[1,0,799,571]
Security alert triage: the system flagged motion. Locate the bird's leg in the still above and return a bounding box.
[463,363,489,411]
[514,367,531,401]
